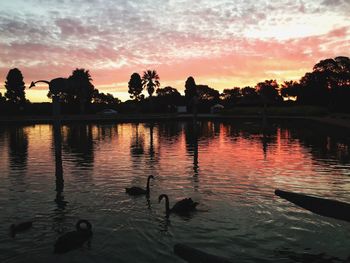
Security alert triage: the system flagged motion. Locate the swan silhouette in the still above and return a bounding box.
[10,221,33,237]
[126,175,154,196]
[54,219,92,254]
[159,194,199,218]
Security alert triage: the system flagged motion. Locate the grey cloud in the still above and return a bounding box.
[322,0,341,5]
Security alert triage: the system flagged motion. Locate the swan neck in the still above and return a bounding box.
[146,176,152,192]
[164,195,170,217]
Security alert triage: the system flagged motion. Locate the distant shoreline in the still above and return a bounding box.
[0,114,349,130]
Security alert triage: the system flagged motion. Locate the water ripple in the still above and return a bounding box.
[0,121,350,262]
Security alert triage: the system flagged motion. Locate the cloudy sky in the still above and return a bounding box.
[0,0,349,102]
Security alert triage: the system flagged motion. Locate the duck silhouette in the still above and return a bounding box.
[159,194,198,218]
[54,219,92,254]
[126,175,154,196]
[10,221,33,237]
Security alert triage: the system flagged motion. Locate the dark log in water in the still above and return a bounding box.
[174,243,233,263]
[275,189,350,222]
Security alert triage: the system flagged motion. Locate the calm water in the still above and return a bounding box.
[0,120,350,262]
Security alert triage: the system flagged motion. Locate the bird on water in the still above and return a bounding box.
[54,219,92,254]
[158,194,199,218]
[126,175,154,196]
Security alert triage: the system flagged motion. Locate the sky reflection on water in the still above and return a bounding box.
[0,120,349,262]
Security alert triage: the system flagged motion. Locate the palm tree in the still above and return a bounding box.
[69,68,94,114]
[142,70,160,98]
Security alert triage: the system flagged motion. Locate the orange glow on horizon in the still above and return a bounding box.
[0,66,309,103]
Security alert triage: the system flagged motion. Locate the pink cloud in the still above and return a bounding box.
[0,0,349,102]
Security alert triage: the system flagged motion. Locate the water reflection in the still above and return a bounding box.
[0,125,5,145]
[52,119,68,238]
[51,120,350,178]
[130,123,145,156]
[285,121,350,165]
[149,123,155,159]
[158,217,171,233]
[8,126,28,171]
[222,121,281,160]
[146,123,159,166]
[260,125,278,160]
[53,120,64,203]
[1,121,350,262]
[62,124,94,168]
[185,122,200,190]
[157,122,182,144]
[130,123,145,172]
[94,124,118,143]
[199,121,219,140]
[129,123,161,168]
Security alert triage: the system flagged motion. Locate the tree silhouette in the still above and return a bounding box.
[47,80,73,105]
[313,56,350,78]
[155,86,182,111]
[0,92,5,104]
[293,56,350,109]
[256,80,281,105]
[240,86,259,105]
[92,90,120,105]
[69,68,95,114]
[281,81,300,100]
[44,70,94,113]
[197,85,220,102]
[311,56,350,110]
[142,70,160,98]
[128,73,144,101]
[5,68,26,105]
[156,86,180,97]
[195,85,220,113]
[185,76,197,113]
[221,88,241,106]
[299,71,330,106]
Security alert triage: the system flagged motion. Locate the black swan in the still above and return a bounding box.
[159,194,198,218]
[10,221,33,237]
[54,219,92,254]
[126,175,154,196]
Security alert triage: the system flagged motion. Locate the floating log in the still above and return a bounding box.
[275,189,350,223]
[174,243,232,263]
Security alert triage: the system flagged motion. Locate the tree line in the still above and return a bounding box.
[0,68,120,114]
[1,56,349,115]
[127,56,350,113]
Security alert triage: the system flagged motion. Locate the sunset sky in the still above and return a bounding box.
[0,0,349,102]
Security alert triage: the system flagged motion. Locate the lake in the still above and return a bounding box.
[0,120,349,262]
